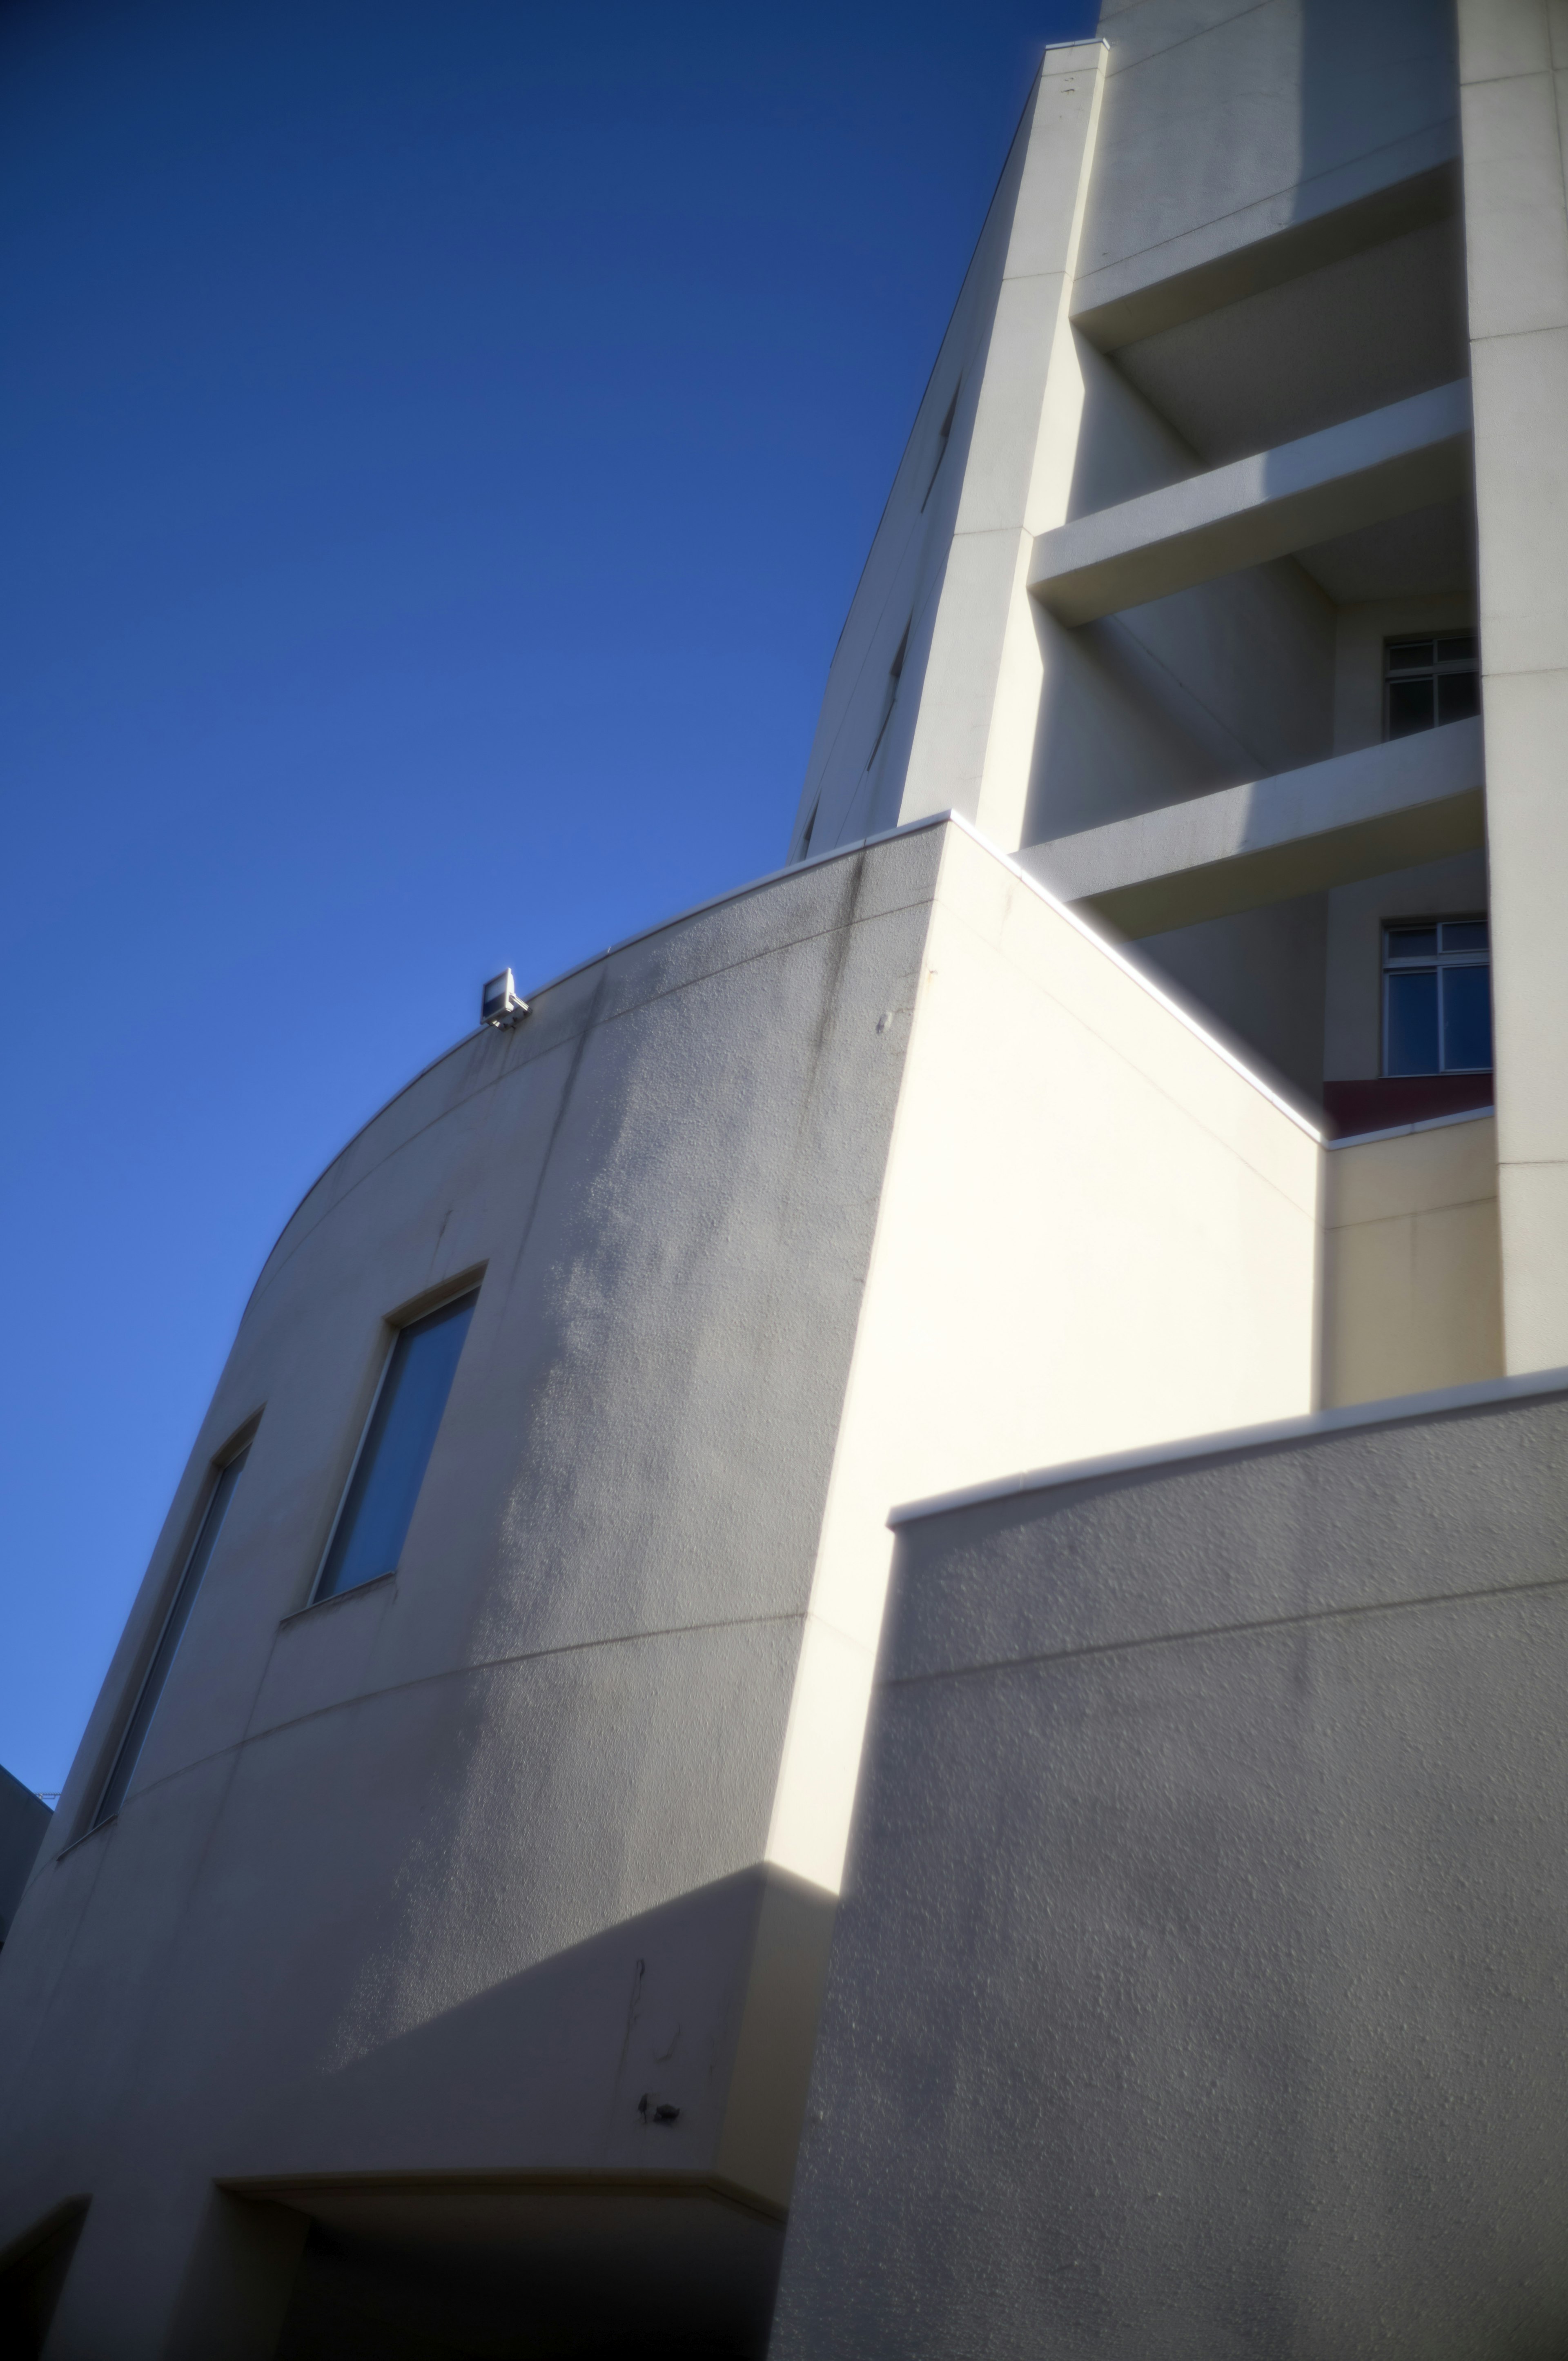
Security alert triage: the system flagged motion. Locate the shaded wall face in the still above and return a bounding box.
[0,1770,51,1944]
[1081,0,1458,307]
[1129,893,1329,1099]
[771,1385,1568,2361]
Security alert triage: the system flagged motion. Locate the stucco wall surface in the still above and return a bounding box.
[767,822,1320,1891]
[1322,1110,1502,1406]
[771,1381,1568,2361]
[1078,0,1459,336]
[0,816,1327,2353]
[791,43,1105,862]
[0,831,946,2354]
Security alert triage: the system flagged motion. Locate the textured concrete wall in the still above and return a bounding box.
[1077,0,1459,336]
[768,821,1320,1891]
[771,1379,1568,2361]
[794,42,1113,863]
[0,831,946,2356]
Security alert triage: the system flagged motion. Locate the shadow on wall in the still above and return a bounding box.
[227,1869,833,2359]
[0,2200,89,2361]
[1297,0,1457,211]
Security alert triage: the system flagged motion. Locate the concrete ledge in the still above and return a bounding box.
[1029,379,1472,624]
[1021,717,1484,935]
[888,1360,1568,1527]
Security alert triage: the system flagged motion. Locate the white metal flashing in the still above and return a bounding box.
[888,1363,1568,1528]
[488,809,1321,1141]
[270,806,1326,1267]
[1326,1102,1494,1149]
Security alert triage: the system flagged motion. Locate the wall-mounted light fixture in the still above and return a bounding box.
[482,969,529,1030]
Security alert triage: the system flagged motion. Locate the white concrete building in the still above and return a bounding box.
[4,2,1568,2354]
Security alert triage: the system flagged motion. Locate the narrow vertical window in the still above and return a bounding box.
[866,625,909,768]
[1383,919,1492,1076]
[314,1290,478,1602]
[921,385,959,511]
[94,1445,250,1826]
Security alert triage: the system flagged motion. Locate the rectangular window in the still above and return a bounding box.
[94,1444,250,1826]
[1384,634,1479,738]
[1383,918,1492,1076]
[314,1290,477,1602]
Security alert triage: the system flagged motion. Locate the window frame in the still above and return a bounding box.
[1383,633,1480,740]
[1381,915,1492,1077]
[308,1278,481,1609]
[89,1422,257,1832]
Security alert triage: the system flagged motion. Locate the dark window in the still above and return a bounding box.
[315,1291,477,1601]
[866,625,909,768]
[1385,635,1479,738]
[94,1445,250,1826]
[1383,918,1492,1076]
[921,385,959,511]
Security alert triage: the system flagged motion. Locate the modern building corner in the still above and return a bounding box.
[4,1,1566,2354]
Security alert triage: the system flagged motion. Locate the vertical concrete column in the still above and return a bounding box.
[42,2183,305,2361]
[898,41,1105,850]
[1458,2,1568,1370]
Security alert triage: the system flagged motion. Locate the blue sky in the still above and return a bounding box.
[2,0,1094,1798]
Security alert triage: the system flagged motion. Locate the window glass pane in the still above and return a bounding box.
[95,1448,249,1826]
[1442,964,1493,1071]
[1440,920,1488,954]
[1437,671,1480,725]
[1386,640,1435,673]
[317,1292,477,1601]
[1386,970,1440,1075]
[1386,677,1435,737]
[1386,926,1438,960]
[1436,634,1478,666]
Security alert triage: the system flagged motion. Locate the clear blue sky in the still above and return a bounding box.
[2,0,1094,1799]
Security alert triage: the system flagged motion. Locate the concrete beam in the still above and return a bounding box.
[1029,380,1472,625]
[1022,715,1484,936]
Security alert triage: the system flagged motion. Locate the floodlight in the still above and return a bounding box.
[482,968,529,1029]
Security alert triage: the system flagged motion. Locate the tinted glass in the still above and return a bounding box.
[317,1292,477,1600]
[1386,970,1440,1075]
[1437,634,1478,665]
[95,1448,249,1826]
[1386,926,1438,960]
[1386,677,1435,737]
[1441,920,1488,954]
[1386,641,1435,673]
[1437,671,1480,725]
[1443,964,1493,1070]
